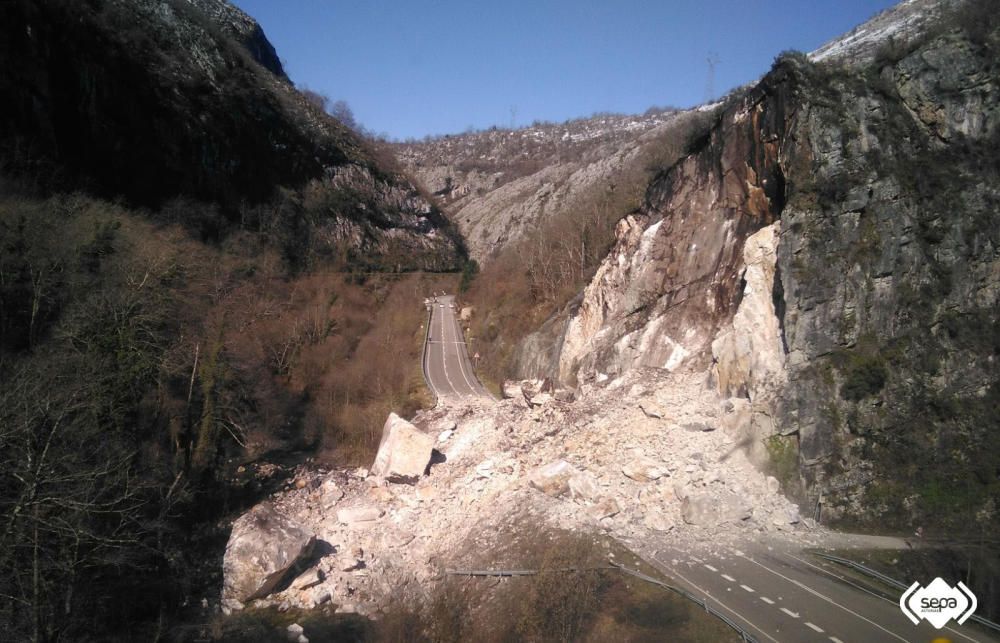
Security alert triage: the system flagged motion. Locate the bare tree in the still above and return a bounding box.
[330,99,358,132]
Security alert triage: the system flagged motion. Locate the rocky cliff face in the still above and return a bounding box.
[542,2,1000,531]
[0,0,463,270]
[395,110,688,262]
[183,0,287,78]
[556,65,796,384]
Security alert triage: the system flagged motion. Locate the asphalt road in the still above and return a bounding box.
[651,542,998,643]
[423,294,492,401]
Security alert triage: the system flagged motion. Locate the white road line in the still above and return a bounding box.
[830,637,845,643]
[448,310,481,396]
[441,299,489,398]
[721,573,736,582]
[785,553,983,643]
[780,607,799,618]
[760,596,775,605]
[740,584,755,593]
[806,622,825,633]
[661,563,780,643]
[436,306,461,398]
[738,554,911,643]
[703,564,718,572]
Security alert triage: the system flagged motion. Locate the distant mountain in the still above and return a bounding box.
[394,109,696,261]
[0,0,463,270]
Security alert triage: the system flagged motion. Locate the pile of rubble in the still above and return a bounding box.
[220,368,819,619]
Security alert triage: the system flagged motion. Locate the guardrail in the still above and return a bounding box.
[447,563,759,642]
[815,553,1000,634]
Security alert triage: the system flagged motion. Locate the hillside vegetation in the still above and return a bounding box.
[0,185,458,639]
[0,0,463,638]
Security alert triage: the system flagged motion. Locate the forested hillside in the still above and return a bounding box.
[0,0,462,638]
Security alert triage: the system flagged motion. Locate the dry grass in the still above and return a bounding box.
[372,525,739,642]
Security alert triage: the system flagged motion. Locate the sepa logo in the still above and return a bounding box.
[899,577,978,629]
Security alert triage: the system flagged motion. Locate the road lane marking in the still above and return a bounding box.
[444,302,485,397]
[830,637,845,643]
[805,622,824,632]
[660,562,780,643]
[721,573,736,582]
[760,596,775,604]
[740,584,755,593]
[738,554,911,643]
[785,553,982,643]
[704,564,718,572]
[780,607,799,618]
[436,306,461,398]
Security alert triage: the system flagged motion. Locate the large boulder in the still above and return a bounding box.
[370,413,435,484]
[680,492,752,526]
[223,503,317,603]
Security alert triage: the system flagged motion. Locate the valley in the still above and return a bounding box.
[0,0,997,640]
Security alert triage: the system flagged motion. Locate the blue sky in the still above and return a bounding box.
[232,0,898,140]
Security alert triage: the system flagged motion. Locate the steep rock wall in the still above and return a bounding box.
[774,30,999,527]
[557,63,799,385]
[546,16,1000,530]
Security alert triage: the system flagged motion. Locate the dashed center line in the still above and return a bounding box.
[830,637,845,643]
[760,596,775,605]
[721,573,736,582]
[703,563,718,572]
[738,553,910,643]
[780,607,800,618]
[805,622,825,633]
[740,584,755,593]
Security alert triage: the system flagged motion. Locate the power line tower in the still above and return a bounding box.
[704,52,721,103]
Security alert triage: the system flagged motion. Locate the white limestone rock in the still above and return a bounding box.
[222,503,317,603]
[622,457,668,482]
[337,505,384,526]
[529,460,578,497]
[680,492,752,526]
[370,413,435,484]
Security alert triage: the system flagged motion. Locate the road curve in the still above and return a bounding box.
[422,294,492,402]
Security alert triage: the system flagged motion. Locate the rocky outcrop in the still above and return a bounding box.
[773,25,1000,527]
[711,222,788,466]
[183,0,288,78]
[541,7,1000,531]
[557,62,797,385]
